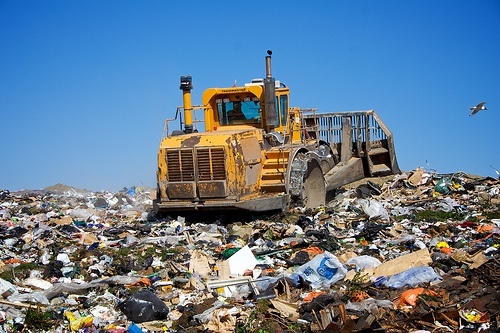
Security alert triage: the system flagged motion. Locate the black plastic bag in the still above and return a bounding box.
[117,289,169,323]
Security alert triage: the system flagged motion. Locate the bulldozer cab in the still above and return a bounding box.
[201,83,292,134]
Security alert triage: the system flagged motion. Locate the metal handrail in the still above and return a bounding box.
[162,105,206,139]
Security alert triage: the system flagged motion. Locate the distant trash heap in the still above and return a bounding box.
[0,168,499,333]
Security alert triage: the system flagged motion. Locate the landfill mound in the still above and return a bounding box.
[0,168,499,333]
[43,183,91,195]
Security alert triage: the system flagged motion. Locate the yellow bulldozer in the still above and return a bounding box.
[154,51,400,213]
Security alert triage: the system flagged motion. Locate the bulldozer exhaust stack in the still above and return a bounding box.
[264,50,278,130]
[180,75,194,133]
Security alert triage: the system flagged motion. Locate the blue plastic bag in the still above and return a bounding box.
[383,266,441,289]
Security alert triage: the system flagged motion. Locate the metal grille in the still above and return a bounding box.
[306,111,388,144]
[197,147,226,181]
[166,149,195,181]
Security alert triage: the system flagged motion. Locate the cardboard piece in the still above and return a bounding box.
[189,250,214,278]
[356,248,432,280]
[270,299,299,321]
[205,308,239,333]
[468,251,489,269]
[407,168,423,186]
[452,249,489,269]
[80,232,99,245]
[337,251,358,264]
[408,167,431,186]
[216,260,231,280]
[53,216,74,225]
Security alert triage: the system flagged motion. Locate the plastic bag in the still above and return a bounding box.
[383,266,441,289]
[43,282,101,300]
[64,310,94,331]
[8,292,49,305]
[193,300,224,324]
[346,255,382,271]
[396,287,438,307]
[0,278,18,297]
[438,197,458,212]
[345,298,393,312]
[127,323,144,333]
[359,199,390,222]
[117,289,169,323]
[434,178,451,194]
[126,186,136,196]
[294,251,347,289]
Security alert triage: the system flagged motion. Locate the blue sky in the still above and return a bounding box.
[1,1,499,192]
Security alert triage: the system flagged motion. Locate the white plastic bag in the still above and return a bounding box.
[294,251,347,289]
[345,298,393,312]
[359,199,390,222]
[0,278,18,297]
[8,292,49,305]
[346,255,382,271]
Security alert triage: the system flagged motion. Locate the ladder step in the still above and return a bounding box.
[260,181,286,192]
[262,169,285,176]
[263,159,287,167]
[261,150,288,192]
[265,151,289,158]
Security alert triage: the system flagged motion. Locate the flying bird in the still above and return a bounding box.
[469,101,487,116]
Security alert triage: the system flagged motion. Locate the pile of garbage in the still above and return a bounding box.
[0,168,499,333]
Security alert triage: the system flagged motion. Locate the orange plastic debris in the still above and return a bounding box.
[351,290,370,302]
[4,258,21,264]
[395,287,424,307]
[127,277,151,287]
[261,268,275,276]
[476,224,494,233]
[302,290,325,303]
[302,246,324,255]
[215,244,237,253]
[440,247,454,255]
[396,288,439,307]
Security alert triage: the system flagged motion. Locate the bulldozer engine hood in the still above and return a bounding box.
[155,126,288,211]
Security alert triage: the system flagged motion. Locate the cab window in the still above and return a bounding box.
[217,99,261,125]
[280,95,288,126]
